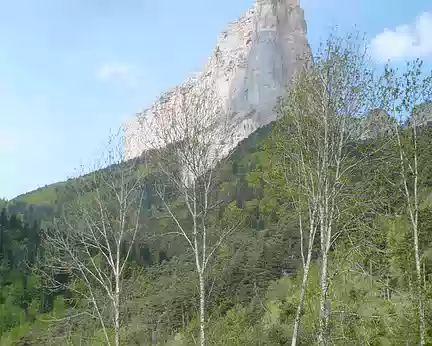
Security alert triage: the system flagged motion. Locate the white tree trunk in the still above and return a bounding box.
[396,123,425,345]
[291,241,314,346]
[318,249,329,346]
[199,272,206,346]
[412,125,425,346]
[115,273,121,346]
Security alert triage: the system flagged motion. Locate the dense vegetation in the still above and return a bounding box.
[1,35,432,345]
[2,125,432,345]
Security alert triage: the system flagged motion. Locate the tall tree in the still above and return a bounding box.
[272,32,379,345]
[381,60,432,345]
[268,72,320,346]
[41,131,149,346]
[135,79,242,346]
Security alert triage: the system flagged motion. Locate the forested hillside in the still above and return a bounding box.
[1,35,432,345]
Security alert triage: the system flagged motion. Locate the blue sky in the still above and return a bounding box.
[0,0,431,200]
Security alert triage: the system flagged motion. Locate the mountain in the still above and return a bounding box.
[124,0,312,160]
[409,101,432,127]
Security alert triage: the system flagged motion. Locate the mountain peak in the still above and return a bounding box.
[124,0,311,160]
[255,0,299,6]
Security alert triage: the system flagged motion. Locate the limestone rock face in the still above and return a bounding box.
[409,102,432,127]
[124,0,312,160]
[362,109,394,139]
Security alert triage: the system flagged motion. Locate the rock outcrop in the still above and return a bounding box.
[356,104,432,141]
[408,102,432,127]
[124,0,312,160]
[361,109,394,139]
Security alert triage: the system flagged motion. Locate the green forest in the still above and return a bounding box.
[1,35,432,346]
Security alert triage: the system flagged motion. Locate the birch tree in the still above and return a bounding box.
[274,33,378,345]
[41,131,148,346]
[381,60,432,345]
[271,73,320,346]
[314,34,379,346]
[136,80,241,346]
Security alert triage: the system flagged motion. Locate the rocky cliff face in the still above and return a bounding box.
[124,0,312,160]
[409,102,432,127]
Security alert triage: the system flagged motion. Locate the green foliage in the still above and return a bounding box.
[3,60,432,344]
[13,182,66,206]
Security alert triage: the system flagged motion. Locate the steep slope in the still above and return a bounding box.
[124,0,312,160]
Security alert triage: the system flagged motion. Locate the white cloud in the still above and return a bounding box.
[96,62,140,87]
[371,12,432,63]
[0,130,16,153]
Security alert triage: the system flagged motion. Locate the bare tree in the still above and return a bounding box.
[274,33,378,345]
[134,79,242,346]
[381,60,432,345]
[41,130,148,346]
